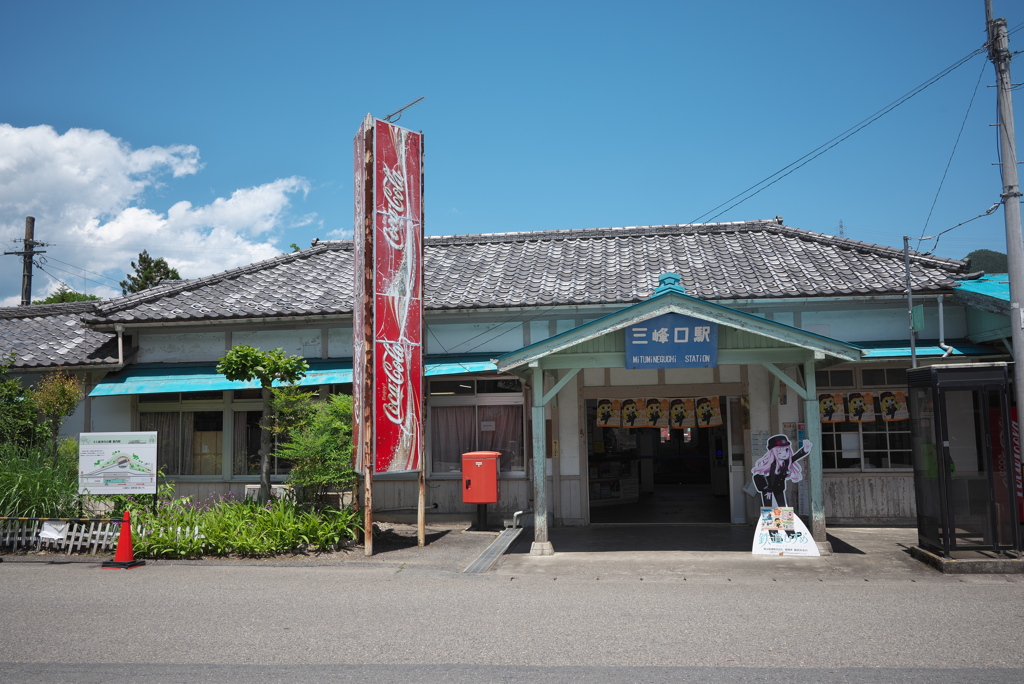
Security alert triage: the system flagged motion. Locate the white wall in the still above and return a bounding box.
[327,327,353,357]
[799,303,968,343]
[232,329,322,359]
[426,322,523,355]
[89,395,132,432]
[558,373,580,477]
[138,332,226,363]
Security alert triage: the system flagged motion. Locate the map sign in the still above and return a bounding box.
[78,432,158,495]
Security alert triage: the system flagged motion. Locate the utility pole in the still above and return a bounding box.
[3,217,49,306]
[904,236,918,368]
[987,1,1024,425]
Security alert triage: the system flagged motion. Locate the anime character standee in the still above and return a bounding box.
[751,434,811,508]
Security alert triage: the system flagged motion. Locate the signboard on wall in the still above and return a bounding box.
[625,313,718,369]
[78,432,157,495]
[353,115,424,474]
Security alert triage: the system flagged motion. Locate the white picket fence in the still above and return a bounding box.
[0,519,205,555]
[0,519,120,554]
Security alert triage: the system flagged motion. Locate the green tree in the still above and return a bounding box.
[268,384,317,441]
[119,250,182,295]
[964,249,1008,274]
[0,354,39,448]
[26,370,84,452]
[216,346,308,502]
[32,284,101,305]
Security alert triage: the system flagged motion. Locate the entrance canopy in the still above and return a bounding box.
[494,274,863,376]
[493,273,864,556]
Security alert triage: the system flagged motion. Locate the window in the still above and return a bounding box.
[139,389,309,478]
[427,377,525,475]
[862,368,907,387]
[820,380,912,471]
[140,410,223,476]
[815,369,854,389]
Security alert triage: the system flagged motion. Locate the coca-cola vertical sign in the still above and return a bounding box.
[373,119,423,473]
[354,116,423,474]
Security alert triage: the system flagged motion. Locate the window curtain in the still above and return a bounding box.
[233,412,248,476]
[430,406,476,474]
[180,411,195,475]
[141,412,182,476]
[478,405,524,472]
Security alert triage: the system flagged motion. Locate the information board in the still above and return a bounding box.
[78,432,158,495]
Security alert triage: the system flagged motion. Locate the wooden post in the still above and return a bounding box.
[417,469,425,546]
[803,355,826,544]
[530,364,554,555]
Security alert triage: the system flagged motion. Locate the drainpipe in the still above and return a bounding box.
[937,296,954,358]
[114,323,125,368]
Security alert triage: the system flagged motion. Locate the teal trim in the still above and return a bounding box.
[89,355,497,397]
[424,359,497,376]
[89,360,354,397]
[853,339,996,359]
[954,273,1010,301]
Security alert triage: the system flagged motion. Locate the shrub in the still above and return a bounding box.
[126,486,361,559]
[0,439,83,518]
[0,354,43,448]
[279,394,357,505]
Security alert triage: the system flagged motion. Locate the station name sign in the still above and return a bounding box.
[625,313,718,369]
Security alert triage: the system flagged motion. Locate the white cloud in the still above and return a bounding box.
[0,124,312,306]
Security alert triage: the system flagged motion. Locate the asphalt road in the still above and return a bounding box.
[1,526,1023,683]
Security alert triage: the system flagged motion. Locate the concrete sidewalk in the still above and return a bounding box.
[492,525,952,582]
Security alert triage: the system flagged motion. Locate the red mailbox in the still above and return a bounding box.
[462,451,501,504]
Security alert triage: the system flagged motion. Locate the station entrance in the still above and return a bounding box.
[585,398,731,524]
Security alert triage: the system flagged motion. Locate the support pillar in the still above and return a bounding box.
[802,356,829,552]
[530,364,554,555]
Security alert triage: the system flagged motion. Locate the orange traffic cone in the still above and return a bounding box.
[102,510,145,569]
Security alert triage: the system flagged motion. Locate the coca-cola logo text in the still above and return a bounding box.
[381,165,407,250]
[380,340,407,426]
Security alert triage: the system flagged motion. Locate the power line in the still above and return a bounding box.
[918,201,1002,255]
[917,58,989,248]
[690,45,988,225]
[43,256,123,285]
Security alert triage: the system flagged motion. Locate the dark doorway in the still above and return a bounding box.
[586,399,730,524]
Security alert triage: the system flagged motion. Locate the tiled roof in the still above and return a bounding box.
[80,221,967,325]
[0,301,119,369]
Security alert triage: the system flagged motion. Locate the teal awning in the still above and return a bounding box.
[853,339,997,359]
[89,356,497,397]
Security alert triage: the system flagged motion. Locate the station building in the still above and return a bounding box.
[1,221,1007,539]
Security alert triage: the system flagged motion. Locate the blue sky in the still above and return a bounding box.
[1,1,1022,304]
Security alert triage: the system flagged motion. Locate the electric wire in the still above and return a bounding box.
[917,58,989,250]
[689,46,988,225]
[919,202,1001,255]
[44,256,123,285]
[33,264,106,300]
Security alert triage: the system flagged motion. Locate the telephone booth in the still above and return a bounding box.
[907,363,1022,558]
